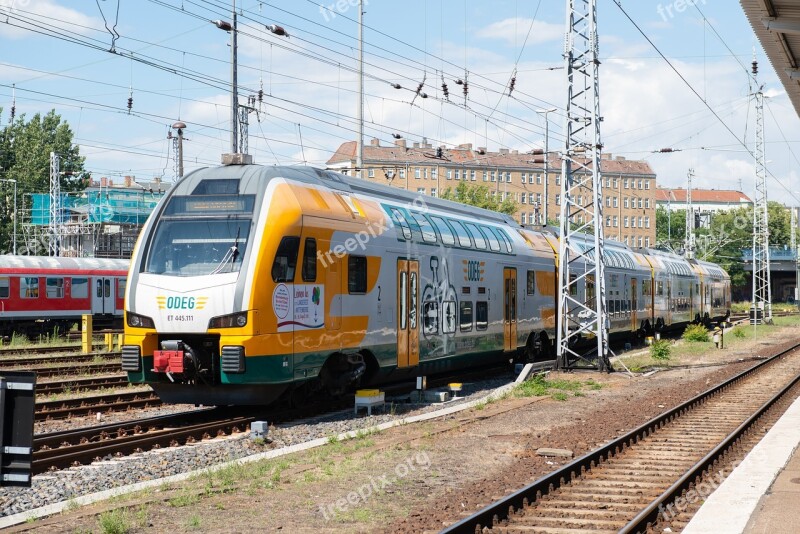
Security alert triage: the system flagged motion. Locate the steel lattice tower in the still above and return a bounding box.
[48,151,61,257]
[556,0,609,371]
[751,84,772,323]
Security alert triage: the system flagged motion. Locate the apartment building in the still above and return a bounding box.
[327,138,657,248]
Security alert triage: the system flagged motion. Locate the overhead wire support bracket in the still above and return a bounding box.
[556,0,610,372]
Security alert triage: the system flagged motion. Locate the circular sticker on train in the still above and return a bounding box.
[273,284,291,319]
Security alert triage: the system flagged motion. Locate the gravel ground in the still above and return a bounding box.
[0,372,513,518]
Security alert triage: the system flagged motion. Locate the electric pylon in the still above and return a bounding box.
[556,0,609,371]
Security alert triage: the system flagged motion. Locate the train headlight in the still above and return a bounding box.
[127,312,155,329]
[209,311,248,329]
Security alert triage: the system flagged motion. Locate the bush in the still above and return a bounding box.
[732,326,746,338]
[650,339,671,360]
[682,324,710,342]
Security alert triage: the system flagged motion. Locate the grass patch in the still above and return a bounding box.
[682,324,710,342]
[167,492,200,508]
[512,373,597,401]
[650,339,671,361]
[97,508,131,534]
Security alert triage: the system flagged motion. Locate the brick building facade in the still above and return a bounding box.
[327,139,657,248]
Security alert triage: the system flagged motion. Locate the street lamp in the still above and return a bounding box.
[0,178,17,255]
[536,108,557,225]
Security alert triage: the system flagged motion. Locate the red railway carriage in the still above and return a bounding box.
[0,256,129,337]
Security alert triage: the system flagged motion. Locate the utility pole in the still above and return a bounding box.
[536,108,557,225]
[356,0,364,178]
[751,58,772,324]
[685,169,695,259]
[792,206,798,304]
[172,121,186,178]
[231,0,239,154]
[556,0,609,372]
[0,179,16,254]
[49,152,61,257]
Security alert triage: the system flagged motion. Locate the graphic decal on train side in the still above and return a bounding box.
[273,283,325,331]
[156,295,208,310]
[421,256,458,356]
[463,260,485,282]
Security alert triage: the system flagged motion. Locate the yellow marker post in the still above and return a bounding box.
[81,314,93,354]
[105,333,114,352]
[116,333,124,351]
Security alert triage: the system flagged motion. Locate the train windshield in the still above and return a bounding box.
[144,194,255,277]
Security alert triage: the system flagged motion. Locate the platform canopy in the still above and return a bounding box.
[742,0,800,117]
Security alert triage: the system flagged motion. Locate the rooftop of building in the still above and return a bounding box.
[656,188,753,204]
[327,139,655,176]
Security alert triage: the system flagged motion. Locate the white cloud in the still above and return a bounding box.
[476,18,562,47]
[0,0,100,39]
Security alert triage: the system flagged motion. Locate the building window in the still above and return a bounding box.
[521,173,527,184]
[645,198,651,208]
[348,256,367,294]
[506,172,512,183]
[555,175,561,186]
[555,194,561,205]
[624,197,629,208]
[606,178,611,188]
[624,216,629,228]
[521,213,527,224]
[645,216,650,228]
[446,169,452,180]
[399,168,406,179]
[606,216,611,227]
[471,170,476,181]
[536,193,542,204]
[536,174,542,184]
[431,188,438,198]
[624,236,629,245]
[639,179,644,189]
[414,167,420,179]
[613,197,618,208]
[456,169,462,180]
[417,187,425,195]
[613,215,618,227]
[483,171,488,181]
[614,178,619,189]
[638,198,643,209]
[606,196,611,207]
[646,237,651,247]
[638,216,643,228]
[521,194,527,204]
[424,168,429,179]
[645,180,650,190]
[432,168,438,179]
[490,171,496,182]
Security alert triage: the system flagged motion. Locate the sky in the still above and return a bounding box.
[1,0,799,204]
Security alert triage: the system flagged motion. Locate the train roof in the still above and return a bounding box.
[0,255,130,273]
[177,164,520,228]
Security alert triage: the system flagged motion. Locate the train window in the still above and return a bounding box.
[476,301,488,330]
[527,271,536,295]
[348,256,368,294]
[118,279,127,300]
[423,301,439,335]
[462,286,471,294]
[410,213,437,243]
[569,274,578,296]
[443,301,456,334]
[21,277,39,299]
[657,281,664,296]
[302,238,317,282]
[460,301,473,332]
[46,278,64,299]
[643,280,651,296]
[105,279,111,298]
[464,223,487,249]
[409,272,418,329]
[449,220,472,247]
[71,278,88,299]
[272,237,300,283]
[493,228,514,253]
[430,216,456,246]
[0,277,8,299]
[400,272,407,330]
[390,208,412,240]
[482,226,501,252]
[610,274,619,288]
[191,179,239,195]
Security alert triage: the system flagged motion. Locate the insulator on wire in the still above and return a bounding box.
[258,89,264,103]
[127,96,133,113]
[391,83,401,90]
[509,76,516,95]
[442,82,449,99]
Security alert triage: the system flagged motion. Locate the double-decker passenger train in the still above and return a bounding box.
[121,164,730,405]
[0,256,128,338]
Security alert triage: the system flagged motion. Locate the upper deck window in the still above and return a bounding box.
[410,213,437,243]
[464,223,487,249]
[449,220,472,248]
[390,209,412,240]
[430,216,456,246]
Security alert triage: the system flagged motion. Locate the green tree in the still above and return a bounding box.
[439,181,518,215]
[0,110,86,253]
[655,206,686,250]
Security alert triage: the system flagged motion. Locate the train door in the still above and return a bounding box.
[631,278,638,331]
[503,268,517,352]
[666,278,673,326]
[397,259,419,368]
[91,277,114,315]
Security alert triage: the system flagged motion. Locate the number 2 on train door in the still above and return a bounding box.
[503,268,517,352]
[397,259,420,368]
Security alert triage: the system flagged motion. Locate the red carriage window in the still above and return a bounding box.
[21,277,39,299]
[46,277,64,298]
[0,277,8,299]
[105,279,111,298]
[118,279,127,300]
[71,278,88,299]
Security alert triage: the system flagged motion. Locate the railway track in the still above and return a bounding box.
[36,390,161,421]
[0,351,120,368]
[0,343,109,356]
[36,374,129,395]
[444,340,800,533]
[30,362,121,378]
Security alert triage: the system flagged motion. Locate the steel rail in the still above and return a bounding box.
[442,339,800,533]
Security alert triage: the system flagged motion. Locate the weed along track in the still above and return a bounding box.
[444,341,800,533]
